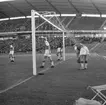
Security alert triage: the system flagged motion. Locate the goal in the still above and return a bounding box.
[31,10,66,75]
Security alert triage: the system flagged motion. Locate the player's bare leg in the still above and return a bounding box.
[9,54,14,62]
[57,52,63,61]
[79,56,85,70]
[9,54,12,61]
[80,62,84,70]
[11,54,15,62]
[84,55,88,69]
[40,56,47,68]
[57,52,61,61]
[84,61,88,69]
[77,56,81,70]
[48,56,54,68]
[40,55,54,68]
[60,52,63,60]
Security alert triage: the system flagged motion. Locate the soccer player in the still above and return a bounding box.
[9,44,15,62]
[79,44,89,70]
[73,43,88,70]
[40,37,54,68]
[74,43,82,64]
[56,44,63,61]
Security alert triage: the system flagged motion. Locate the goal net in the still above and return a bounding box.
[0,10,74,88]
[31,10,67,75]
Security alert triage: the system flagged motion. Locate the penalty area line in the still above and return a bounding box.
[0,56,72,94]
[90,43,100,52]
[95,53,106,60]
[0,76,34,94]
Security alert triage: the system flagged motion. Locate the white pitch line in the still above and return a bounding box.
[0,56,72,94]
[95,53,106,60]
[90,43,100,52]
[38,58,69,74]
[0,76,34,94]
[38,62,62,74]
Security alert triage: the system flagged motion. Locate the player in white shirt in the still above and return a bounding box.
[73,43,89,70]
[40,37,54,68]
[9,44,15,62]
[79,44,89,70]
[56,44,63,61]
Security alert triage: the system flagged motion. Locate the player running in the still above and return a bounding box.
[9,44,15,62]
[40,37,54,68]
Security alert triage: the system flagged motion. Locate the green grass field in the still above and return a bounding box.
[0,43,106,105]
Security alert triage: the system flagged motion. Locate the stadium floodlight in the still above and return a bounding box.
[44,14,60,17]
[103,27,106,30]
[61,14,76,17]
[101,14,106,18]
[26,14,60,18]
[10,16,26,20]
[0,18,9,21]
[82,14,101,17]
[0,0,14,2]
[26,16,31,18]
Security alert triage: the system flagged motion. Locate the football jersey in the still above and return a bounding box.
[10,45,14,51]
[80,46,89,55]
[57,47,62,52]
[45,41,50,50]
[74,43,83,55]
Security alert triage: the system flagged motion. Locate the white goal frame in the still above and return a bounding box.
[31,10,65,75]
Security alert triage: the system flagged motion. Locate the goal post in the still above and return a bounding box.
[31,10,65,75]
[31,10,37,75]
[63,32,65,61]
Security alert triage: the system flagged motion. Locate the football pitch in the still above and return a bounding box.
[0,51,106,105]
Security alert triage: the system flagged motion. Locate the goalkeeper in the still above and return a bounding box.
[40,37,54,68]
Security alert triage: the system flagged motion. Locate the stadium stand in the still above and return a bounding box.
[0,34,103,54]
[0,17,105,33]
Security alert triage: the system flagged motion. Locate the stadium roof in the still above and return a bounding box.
[0,0,106,19]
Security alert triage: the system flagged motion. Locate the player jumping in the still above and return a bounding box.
[9,44,15,62]
[40,37,54,68]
